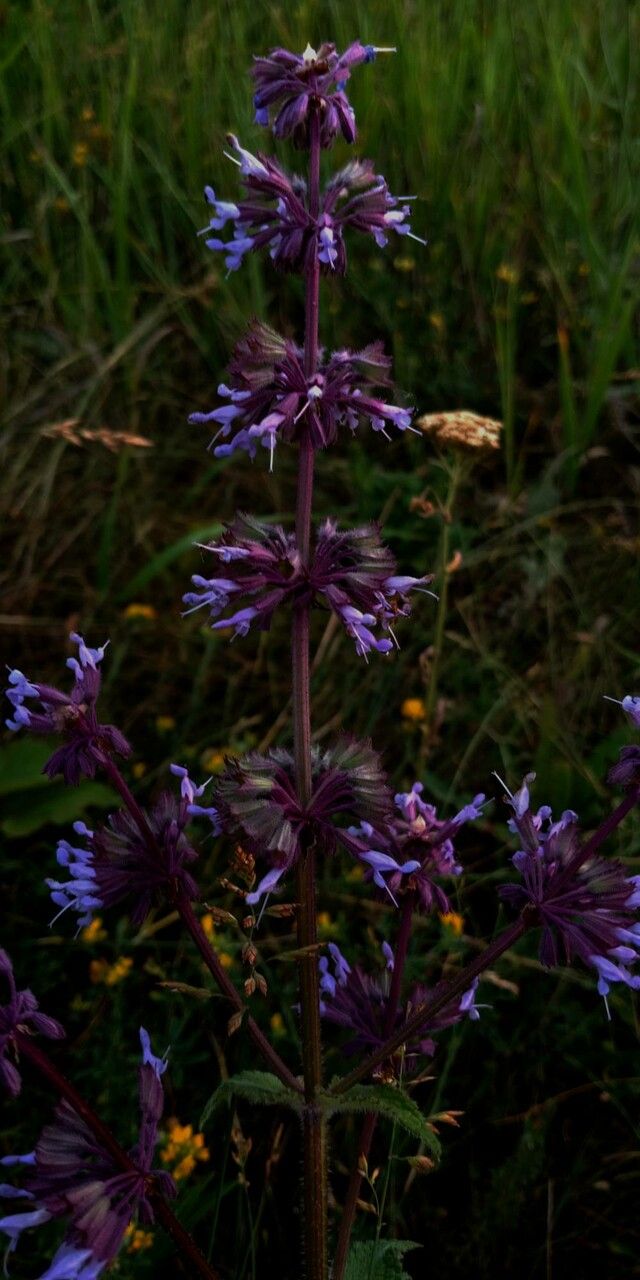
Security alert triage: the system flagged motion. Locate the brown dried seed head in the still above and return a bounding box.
[244,976,256,997]
[255,973,268,997]
[242,943,258,967]
[416,410,502,454]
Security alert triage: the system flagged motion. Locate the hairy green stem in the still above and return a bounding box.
[15,1033,221,1280]
[293,103,327,1280]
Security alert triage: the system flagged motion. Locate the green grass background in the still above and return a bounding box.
[1,1,640,1276]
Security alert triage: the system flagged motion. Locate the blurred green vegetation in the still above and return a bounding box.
[1,1,640,1277]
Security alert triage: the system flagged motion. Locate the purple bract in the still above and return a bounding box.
[4,634,131,786]
[0,1029,175,1275]
[251,41,390,147]
[0,951,65,1098]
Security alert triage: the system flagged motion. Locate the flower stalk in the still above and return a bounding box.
[293,104,328,1280]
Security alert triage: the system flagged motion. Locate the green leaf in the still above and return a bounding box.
[324,1084,441,1157]
[0,738,60,795]
[344,1239,421,1280]
[0,780,116,837]
[200,1071,302,1128]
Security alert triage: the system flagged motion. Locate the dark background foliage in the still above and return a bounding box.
[1,1,639,1276]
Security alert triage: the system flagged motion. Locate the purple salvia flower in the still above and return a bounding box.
[605,694,640,788]
[381,940,395,971]
[46,768,210,929]
[0,1029,174,1272]
[199,148,423,279]
[349,781,485,913]
[0,951,65,1097]
[189,320,416,466]
[499,776,640,1005]
[321,953,482,1073]
[184,513,432,658]
[215,737,391,905]
[4,634,131,785]
[251,41,392,148]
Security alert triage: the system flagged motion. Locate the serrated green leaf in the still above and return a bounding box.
[0,780,116,837]
[200,1070,302,1128]
[344,1239,421,1280]
[323,1084,441,1157]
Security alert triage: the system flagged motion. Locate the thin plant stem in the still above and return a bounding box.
[15,1033,221,1280]
[292,103,327,1280]
[101,755,301,1093]
[424,457,462,738]
[332,895,415,1279]
[176,894,302,1094]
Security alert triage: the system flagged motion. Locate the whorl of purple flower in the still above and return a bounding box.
[46,767,210,930]
[251,41,392,147]
[183,514,432,659]
[214,737,390,904]
[605,694,640,788]
[0,1029,175,1274]
[0,951,65,1098]
[498,773,640,1003]
[349,782,486,911]
[4,634,131,786]
[319,944,482,1071]
[199,142,423,277]
[189,320,415,466]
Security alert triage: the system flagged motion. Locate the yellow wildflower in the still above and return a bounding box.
[123,603,157,620]
[394,255,415,272]
[53,196,70,214]
[155,715,176,732]
[316,912,334,933]
[89,956,133,986]
[72,141,90,167]
[496,263,519,285]
[429,311,446,336]
[161,1118,210,1181]
[80,917,107,944]
[270,1012,285,1037]
[218,952,233,970]
[440,911,464,937]
[132,762,147,779]
[81,106,95,122]
[200,913,215,941]
[401,697,426,722]
[200,748,228,772]
[345,863,364,883]
[124,1224,154,1253]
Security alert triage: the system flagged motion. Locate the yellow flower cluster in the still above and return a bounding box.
[124,1224,154,1254]
[401,697,426,722]
[161,1118,210,1181]
[89,956,133,986]
[80,917,107,943]
[439,911,464,936]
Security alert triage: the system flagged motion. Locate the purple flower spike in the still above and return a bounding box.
[381,940,395,971]
[189,320,417,465]
[499,776,640,1006]
[0,1031,174,1273]
[0,951,65,1098]
[47,779,204,930]
[4,634,131,786]
[603,693,640,729]
[251,41,392,148]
